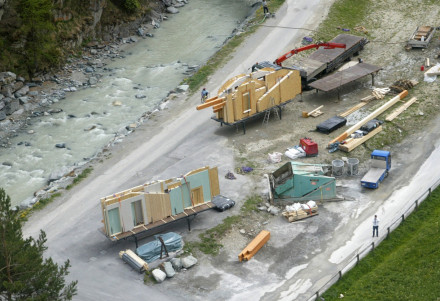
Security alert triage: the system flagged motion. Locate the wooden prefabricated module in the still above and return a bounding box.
[338,126,383,152]
[238,230,270,262]
[328,90,408,146]
[196,68,301,124]
[386,97,418,122]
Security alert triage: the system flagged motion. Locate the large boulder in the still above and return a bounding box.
[0,72,16,85]
[181,255,197,269]
[152,269,166,283]
[176,84,189,92]
[162,262,175,278]
[0,84,13,97]
[0,110,6,121]
[4,99,19,115]
[170,258,182,272]
[15,85,29,98]
[48,166,70,183]
[167,6,179,14]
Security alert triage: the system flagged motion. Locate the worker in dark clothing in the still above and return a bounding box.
[201,88,209,103]
[262,0,269,15]
[372,215,379,237]
[251,62,259,72]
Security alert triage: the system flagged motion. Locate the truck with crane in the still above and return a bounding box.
[196,34,373,133]
[361,150,391,189]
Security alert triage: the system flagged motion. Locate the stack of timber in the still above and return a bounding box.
[338,126,383,152]
[196,67,301,124]
[100,166,220,239]
[238,230,270,262]
[389,79,418,94]
[282,201,318,222]
[386,97,418,122]
[329,90,409,147]
[119,249,149,273]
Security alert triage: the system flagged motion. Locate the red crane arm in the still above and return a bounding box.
[274,42,346,66]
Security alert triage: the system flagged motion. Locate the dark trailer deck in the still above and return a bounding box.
[308,63,382,92]
[291,34,368,82]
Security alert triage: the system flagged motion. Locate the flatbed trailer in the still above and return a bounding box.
[100,202,214,248]
[291,34,369,87]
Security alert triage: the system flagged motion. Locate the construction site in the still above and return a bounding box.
[21,0,440,300]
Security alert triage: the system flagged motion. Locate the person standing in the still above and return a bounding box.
[372,215,379,237]
[262,0,269,15]
[201,88,209,103]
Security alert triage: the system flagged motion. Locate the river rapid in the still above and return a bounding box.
[1,0,254,207]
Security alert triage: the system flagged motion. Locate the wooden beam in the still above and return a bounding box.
[328,90,408,146]
[385,97,418,121]
[212,102,226,111]
[339,102,367,117]
[196,97,225,110]
[305,105,324,118]
[338,126,383,152]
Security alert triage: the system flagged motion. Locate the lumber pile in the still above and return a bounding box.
[386,97,418,121]
[389,79,418,94]
[281,201,318,222]
[119,249,149,273]
[338,126,383,152]
[238,230,270,262]
[360,87,390,102]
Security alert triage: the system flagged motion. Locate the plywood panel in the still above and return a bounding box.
[234,88,243,121]
[209,167,220,197]
[249,81,257,115]
[169,187,184,215]
[225,94,234,123]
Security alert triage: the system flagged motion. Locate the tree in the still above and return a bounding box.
[0,188,77,301]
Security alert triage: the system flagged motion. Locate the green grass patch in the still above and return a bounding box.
[184,195,262,255]
[322,188,440,300]
[313,0,371,41]
[66,167,93,190]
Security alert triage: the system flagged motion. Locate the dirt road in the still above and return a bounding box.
[23,0,440,300]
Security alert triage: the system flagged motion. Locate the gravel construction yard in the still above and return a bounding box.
[23,0,440,300]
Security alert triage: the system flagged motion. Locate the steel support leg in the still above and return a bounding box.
[242,122,246,135]
[187,217,191,231]
[134,235,138,249]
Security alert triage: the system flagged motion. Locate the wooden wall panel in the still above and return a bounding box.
[226,94,234,123]
[209,167,220,197]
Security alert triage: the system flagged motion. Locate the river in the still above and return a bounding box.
[1,0,254,207]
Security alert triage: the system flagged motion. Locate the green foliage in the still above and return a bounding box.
[17,0,61,77]
[313,0,370,41]
[322,188,440,300]
[123,0,141,13]
[0,188,78,301]
[66,167,93,190]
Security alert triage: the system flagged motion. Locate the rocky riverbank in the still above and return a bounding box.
[3,0,257,210]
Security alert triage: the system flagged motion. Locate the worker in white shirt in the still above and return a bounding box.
[372,215,379,237]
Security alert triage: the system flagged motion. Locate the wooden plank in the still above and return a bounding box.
[339,102,367,117]
[385,97,418,121]
[225,94,234,123]
[338,126,383,152]
[196,97,225,110]
[328,90,408,146]
[308,105,324,117]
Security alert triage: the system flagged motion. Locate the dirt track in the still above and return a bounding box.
[23,0,440,300]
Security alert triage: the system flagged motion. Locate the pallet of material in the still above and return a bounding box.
[282,206,318,222]
[338,126,383,152]
[407,26,436,49]
[385,97,418,121]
